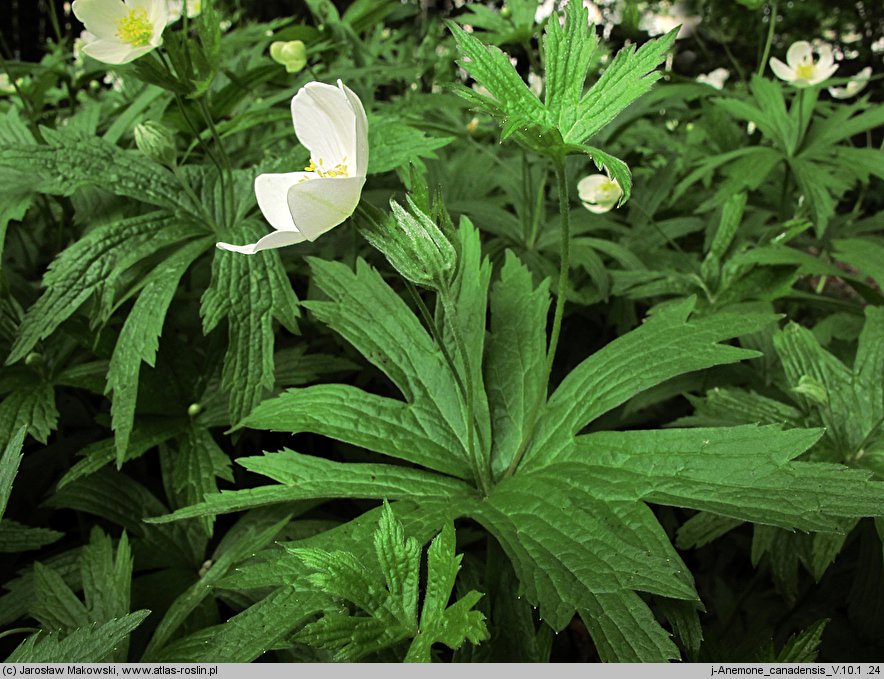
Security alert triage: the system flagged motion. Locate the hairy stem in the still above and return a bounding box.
[546,158,572,376]
[757,0,778,78]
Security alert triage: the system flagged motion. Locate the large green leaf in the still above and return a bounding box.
[202,220,300,423]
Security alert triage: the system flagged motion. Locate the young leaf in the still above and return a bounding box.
[291,503,487,661]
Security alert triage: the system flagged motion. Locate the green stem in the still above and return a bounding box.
[527,166,548,250]
[197,97,236,230]
[757,0,778,78]
[546,158,571,376]
[0,627,39,642]
[795,87,805,153]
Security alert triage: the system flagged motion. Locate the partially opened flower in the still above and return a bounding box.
[828,66,871,99]
[217,80,368,255]
[770,41,838,88]
[72,0,167,65]
[577,174,622,214]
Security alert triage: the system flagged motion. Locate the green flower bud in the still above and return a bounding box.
[25,352,43,367]
[187,402,202,417]
[270,40,307,74]
[359,196,456,289]
[134,121,177,167]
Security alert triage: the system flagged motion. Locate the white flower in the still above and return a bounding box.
[217,80,369,255]
[73,30,90,66]
[640,2,700,39]
[769,41,838,88]
[166,0,201,23]
[696,67,729,90]
[71,0,167,65]
[828,66,871,99]
[528,71,544,97]
[577,174,622,214]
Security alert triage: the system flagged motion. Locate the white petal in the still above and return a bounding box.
[254,171,313,232]
[769,57,795,82]
[577,174,613,202]
[286,176,365,241]
[857,67,872,80]
[81,37,142,64]
[216,230,307,255]
[810,63,839,86]
[828,85,850,99]
[583,201,615,214]
[291,82,356,169]
[338,80,369,176]
[72,0,130,40]
[786,41,812,68]
[815,44,835,70]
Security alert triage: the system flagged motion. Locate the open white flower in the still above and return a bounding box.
[769,41,838,88]
[217,80,368,255]
[577,174,622,214]
[828,66,871,99]
[696,67,730,90]
[72,0,167,65]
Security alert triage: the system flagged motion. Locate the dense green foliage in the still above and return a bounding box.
[1,0,882,663]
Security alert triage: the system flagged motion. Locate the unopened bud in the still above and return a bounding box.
[360,196,456,289]
[25,352,43,367]
[270,40,307,74]
[134,121,177,167]
[187,402,202,417]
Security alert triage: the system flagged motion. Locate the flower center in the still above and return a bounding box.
[795,63,815,80]
[116,8,154,48]
[304,157,349,178]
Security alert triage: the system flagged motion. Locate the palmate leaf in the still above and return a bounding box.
[151,249,884,661]
[143,508,293,659]
[0,128,198,216]
[291,503,487,662]
[450,1,673,196]
[6,213,206,365]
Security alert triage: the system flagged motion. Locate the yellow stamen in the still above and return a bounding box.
[116,8,154,47]
[303,157,349,178]
[795,63,815,80]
